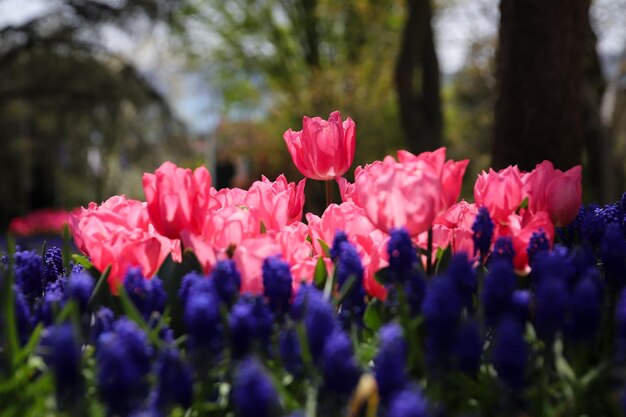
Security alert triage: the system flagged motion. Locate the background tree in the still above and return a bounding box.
[492,0,590,171]
[0,0,191,228]
[395,0,443,153]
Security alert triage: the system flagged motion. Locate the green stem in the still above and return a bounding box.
[426,228,433,276]
[325,180,333,208]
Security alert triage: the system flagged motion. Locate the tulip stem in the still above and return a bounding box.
[325,180,333,208]
[426,228,433,276]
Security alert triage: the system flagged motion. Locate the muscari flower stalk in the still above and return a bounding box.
[232,358,280,417]
[511,290,531,323]
[292,284,338,364]
[97,318,153,417]
[581,207,605,247]
[40,323,82,408]
[184,288,222,355]
[373,322,408,404]
[404,268,427,316]
[453,320,482,376]
[43,247,64,286]
[534,275,569,343]
[210,259,241,306]
[482,258,517,327]
[387,388,430,417]
[64,270,95,313]
[91,307,115,345]
[492,315,528,389]
[388,228,419,284]
[330,230,349,260]
[178,271,209,304]
[152,346,193,413]
[527,230,550,267]
[615,289,626,363]
[472,207,494,261]
[124,268,167,318]
[335,240,366,326]
[491,236,515,264]
[320,329,361,395]
[263,256,293,317]
[14,249,44,303]
[565,273,603,343]
[279,327,303,376]
[600,223,626,288]
[422,275,463,370]
[2,283,33,345]
[447,253,477,312]
[36,280,65,327]
[229,295,274,359]
[387,228,427,315]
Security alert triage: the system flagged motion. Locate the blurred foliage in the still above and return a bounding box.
[0,0,192,228]
[179,0,408,174]
[444,38,496,198]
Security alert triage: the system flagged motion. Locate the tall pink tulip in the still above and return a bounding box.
[523,161,582,227]
[69,196,171,292]
[354,156,441,237]
[474,166,525,224]
[283,111,356,180]
[143,161,212,240]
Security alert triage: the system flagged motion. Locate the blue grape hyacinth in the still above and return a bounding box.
[374,322,408,403]
[232,358,280,417]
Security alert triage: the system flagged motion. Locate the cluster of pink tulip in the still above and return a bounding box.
[70,111,582,296]
[9,208,78,236]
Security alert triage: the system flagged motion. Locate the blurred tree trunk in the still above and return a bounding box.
[395,0,442,154]
[492,0,590,171]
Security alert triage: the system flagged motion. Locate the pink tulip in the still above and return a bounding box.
[233,235,282,294]
[69,196,171,292]
[245,175,306,232]
[474,166,525,224]
[283,111,356,180]
[210,186,248,209]
[306,202,388,299]
[523,161,582,227]
[306,202,378,256]
[143,161,212,240]
[275,222,317,290]
[354,156,441,237]
[180,204,259,274]
[336,176,358,204]
[430,201,478,256]
[397,147,469,211]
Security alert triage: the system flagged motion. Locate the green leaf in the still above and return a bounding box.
[517,197,529,213]
[1,234,19,370]
[71,254,93,270]
[62,224,72,276]
[334,274,358,306]
[87,265,111,308]
[313,257,327,290]
[15,323,44,364]
[434,246,451,275]
[363,299,383,331]
[117,285,164,349]
[317,239,331,258]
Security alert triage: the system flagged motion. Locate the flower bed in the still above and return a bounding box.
[1,112,625,417]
